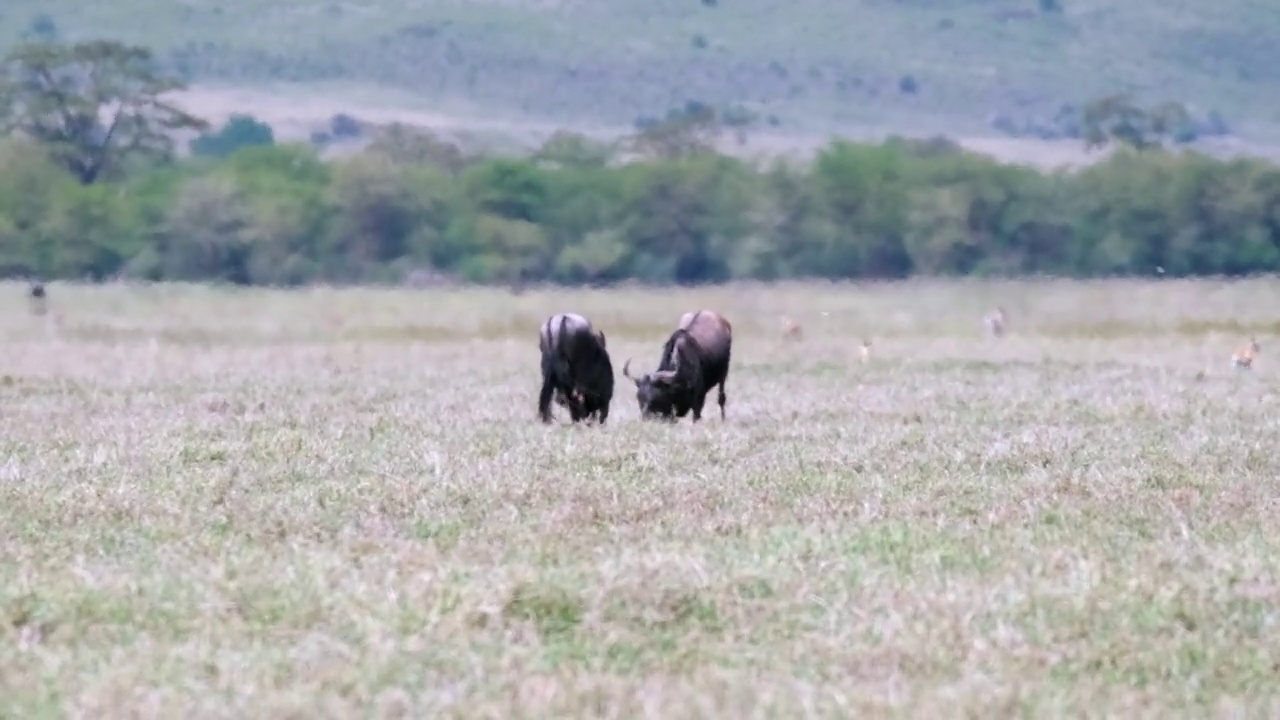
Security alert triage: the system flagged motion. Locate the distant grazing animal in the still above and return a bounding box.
[537,312,614,424]
[623,309,732,423]
[983,306,1007,338]
[28,280,47,316]
[1231,337,1261,370]
[859,338,872,364]
[780,315,803,340]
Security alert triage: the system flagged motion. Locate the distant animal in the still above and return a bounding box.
[28,280,47,316]
[537,312,614,424]
[983,306,1007,337]
[859,338,872,364]
[1231,337,1261,370]
[780,315,803,340]
[623,309,732,423]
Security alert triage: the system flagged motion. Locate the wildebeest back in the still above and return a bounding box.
[671,310,732,388]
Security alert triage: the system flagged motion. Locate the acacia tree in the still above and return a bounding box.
[0,39,208,184]
[1081,94,1191,152]
[626,102,723,160]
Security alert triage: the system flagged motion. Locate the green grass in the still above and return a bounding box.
[2,277,1280,715]
[2,0,1280,141]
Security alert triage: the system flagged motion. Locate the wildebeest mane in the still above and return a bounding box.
[551,314,574,380]
[658,328,705,390]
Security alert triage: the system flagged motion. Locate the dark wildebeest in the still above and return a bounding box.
[28,280,47,316]
[622,309,732,423]
[537,312,614,425]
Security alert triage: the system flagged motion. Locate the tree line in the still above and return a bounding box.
[2,38,1280,286]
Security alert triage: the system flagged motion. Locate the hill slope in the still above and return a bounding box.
[3,0,1280,143]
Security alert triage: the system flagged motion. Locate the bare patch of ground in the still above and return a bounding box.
[169,83,1280,169]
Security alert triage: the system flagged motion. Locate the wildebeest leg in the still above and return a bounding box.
[691,392,706,422]
[596,402,609,425]
[718,377,728,420]
[538,376,556,423]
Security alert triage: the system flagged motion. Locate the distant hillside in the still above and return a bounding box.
[3,0,1280,144]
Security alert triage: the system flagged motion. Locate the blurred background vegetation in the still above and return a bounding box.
[1,0,1275,141]
[2,31,1280,287]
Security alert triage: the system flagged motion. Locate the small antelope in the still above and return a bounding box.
[28,280,47,316]
[780,315,803,340]
[1231,337,1260,369]
[859,338,872,364]
[983,306,1007,338]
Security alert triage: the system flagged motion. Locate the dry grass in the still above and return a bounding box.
[3,276,1280,717]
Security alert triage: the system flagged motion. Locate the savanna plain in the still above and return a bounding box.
[3,277,1280,717]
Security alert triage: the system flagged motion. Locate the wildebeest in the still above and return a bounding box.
[28,280,47,316]
[537,312,614,424]
[622,309,732,422]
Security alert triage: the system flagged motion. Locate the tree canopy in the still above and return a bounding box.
[0,39,207,184]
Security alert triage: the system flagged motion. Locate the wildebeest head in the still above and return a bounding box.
[622,360,680,420]
[623,329,703,421]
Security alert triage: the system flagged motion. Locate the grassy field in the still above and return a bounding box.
[2,277,1280,716]
[2,0,1280,144]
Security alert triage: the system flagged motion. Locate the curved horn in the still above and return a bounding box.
[622,358,635,380]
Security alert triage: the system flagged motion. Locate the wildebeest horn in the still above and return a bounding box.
[622,358,635,380]
[652,369,678,383]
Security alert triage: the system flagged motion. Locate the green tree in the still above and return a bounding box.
[365,123,467,176]
[213,144,331,284]
[627,102,722,161]
[39,181,139,278]
[538,162,626,281]
[0,39,208,184]
[811,140,912,277]
[454,213,550,284]
[617,155,753,282]
[534,130,614,169]
[1081,94,1191,152]
[0,139,65,275]
[751,159,840,279]
[462,158,550,223]
[190,114,274,158]
[324,153,429,277]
